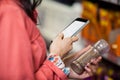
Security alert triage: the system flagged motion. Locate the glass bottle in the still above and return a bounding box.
[71,39,110,74]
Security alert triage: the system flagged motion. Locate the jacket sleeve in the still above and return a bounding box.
[35,60,68,80]
[0,4,68,80]
[0,5,36,80]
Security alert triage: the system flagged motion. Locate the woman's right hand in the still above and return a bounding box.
[49,33,78,58]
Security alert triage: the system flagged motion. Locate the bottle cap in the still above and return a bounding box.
[94,39,110,54]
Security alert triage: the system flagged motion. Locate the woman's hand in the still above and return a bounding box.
[63,45,102,79]
[49,33,78,58]
[69,56,102,80]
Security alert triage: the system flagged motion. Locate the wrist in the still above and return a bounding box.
[47,54,70,76]
[47,54,65,69]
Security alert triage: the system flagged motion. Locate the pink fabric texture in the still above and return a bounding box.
[0,1,68,80]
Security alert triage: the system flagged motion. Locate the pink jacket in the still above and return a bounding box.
[0,1,68,80]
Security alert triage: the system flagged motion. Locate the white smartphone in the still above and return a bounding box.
[62,18,89,38]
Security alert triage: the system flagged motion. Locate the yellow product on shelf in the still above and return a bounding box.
[99,8,112,41]
[108,68,114,77]
[82,1,97,16]
[82,1,101,42]
[96,67,103,75]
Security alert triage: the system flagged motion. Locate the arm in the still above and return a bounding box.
[0,5,68,80]
[35,33,78,80]
[0,4,35,79]
[35,60,68,80]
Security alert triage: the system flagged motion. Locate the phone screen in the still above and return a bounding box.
[62,18,89,38]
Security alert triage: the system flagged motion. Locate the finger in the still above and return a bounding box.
[88,62,98,73]
[86,63,91,72]
[86,63,91,67]
[90,58,96,65]
[84,66,92,76]
[71,36,79,42]
[91,56,102,65]
[56,33,64,40]
[85,63,96,76]
[97,56,102,62]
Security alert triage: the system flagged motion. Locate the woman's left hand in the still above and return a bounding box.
[63,45,102,79]
[68,56,102,80]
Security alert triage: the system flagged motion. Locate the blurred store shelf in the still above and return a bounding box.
[102,0,120,6]
[89,0,120,11]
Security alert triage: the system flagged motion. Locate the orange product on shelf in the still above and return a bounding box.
[81,24,91,41]
[81,14,101,42]
[114,34,120,57]
[114,11,120,29]
[81,20,101,42]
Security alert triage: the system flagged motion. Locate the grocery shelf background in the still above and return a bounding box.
[37,0,120,80]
